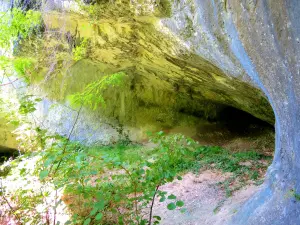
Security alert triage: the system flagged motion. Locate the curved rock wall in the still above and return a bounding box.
[162,0,300,223]
[164,1,300,223]
[24,5,274,123]
[3,0,299,223]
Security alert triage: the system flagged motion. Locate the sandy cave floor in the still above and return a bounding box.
[152,170,262,225]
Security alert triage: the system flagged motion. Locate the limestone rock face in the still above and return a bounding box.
[29,1,275,127]
[2,0,300,223]
[226,1,300,224]
[165,1,300,224]
[0,116,18,161]
[0,118,17,150]
[163,0,300,224]
[8,0,274,144]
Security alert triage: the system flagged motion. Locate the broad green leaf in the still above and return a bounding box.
[167,203,176,210]
[168,194,176,200]
[19,168,26,176]
[90,170,98,175]
[114,194,121,202]
[95,213,103,221]
[89,208,98,216]
[176,200,184,207]
[44,158,53,167]
[153,216,161,221]
[94,200,105,210]
[157,131,164,136]
[39,170,49,180]
[159,196,166,202]
[96,192,103,200]
[83,218,91,225]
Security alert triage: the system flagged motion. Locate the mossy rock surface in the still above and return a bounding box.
[17,9,274,133]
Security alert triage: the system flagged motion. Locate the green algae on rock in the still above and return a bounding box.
[17,10,274,131]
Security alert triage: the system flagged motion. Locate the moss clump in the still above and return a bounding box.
[157,0,173,17]
[181,15,195,39]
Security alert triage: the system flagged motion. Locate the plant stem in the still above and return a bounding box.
[53,189,58,225]
[0,78,19,86]
[52,105,83,176]
[0,179,22,223]
[148,185,160,225]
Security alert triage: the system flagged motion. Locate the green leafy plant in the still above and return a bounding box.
[0,5,190,225]
[12,57,36,81]
[18,95,42,115]
[34,132,189,224]
[0,116,272,224]
[0,8,42,48]
[0,62,186,224]
[193,146,272,196]
[72,38,89,61]
[68,71,126,110]
[287,189,300,202]
[0,8,41,83]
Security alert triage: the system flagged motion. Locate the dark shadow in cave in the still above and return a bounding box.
[217,106,274,136]
[194,106,275,154]
[0,145,19,164]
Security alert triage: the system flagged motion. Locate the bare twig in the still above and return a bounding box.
[0,78,19,87]
[0,178,22,223]
[148,185,160,225]
[52,104,83,176]
[53,189,58,225]
[119,165,139,223]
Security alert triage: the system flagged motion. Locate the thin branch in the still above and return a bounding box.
[119,165,140,223]
[52,105,83,176]
[53,189,58,225]
[148,185,160,225]
[0,78,19,87]
[0,178,22,223]
[3,74,16,89]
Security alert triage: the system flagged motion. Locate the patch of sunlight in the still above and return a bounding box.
[1,157,70,224]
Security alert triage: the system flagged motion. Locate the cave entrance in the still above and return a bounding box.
[0,145,18,164]
[218,106,273,136]
[188,106,275,155]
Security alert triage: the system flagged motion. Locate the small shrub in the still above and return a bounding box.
[193,146,272,195]
[44,132,190,224]
[68,72,126,110]
[72,38,89,61]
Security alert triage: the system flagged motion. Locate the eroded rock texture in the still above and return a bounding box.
[2,0,300,223]
[227,1,300,224]
[166,0,300,224]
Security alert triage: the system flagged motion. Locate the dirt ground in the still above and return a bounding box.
[155,117,273,225]
[153,170,262,225]
[1,113,274,225]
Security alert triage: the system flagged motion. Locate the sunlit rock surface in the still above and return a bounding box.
[8,0,274,144]
[2,0,300,224]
